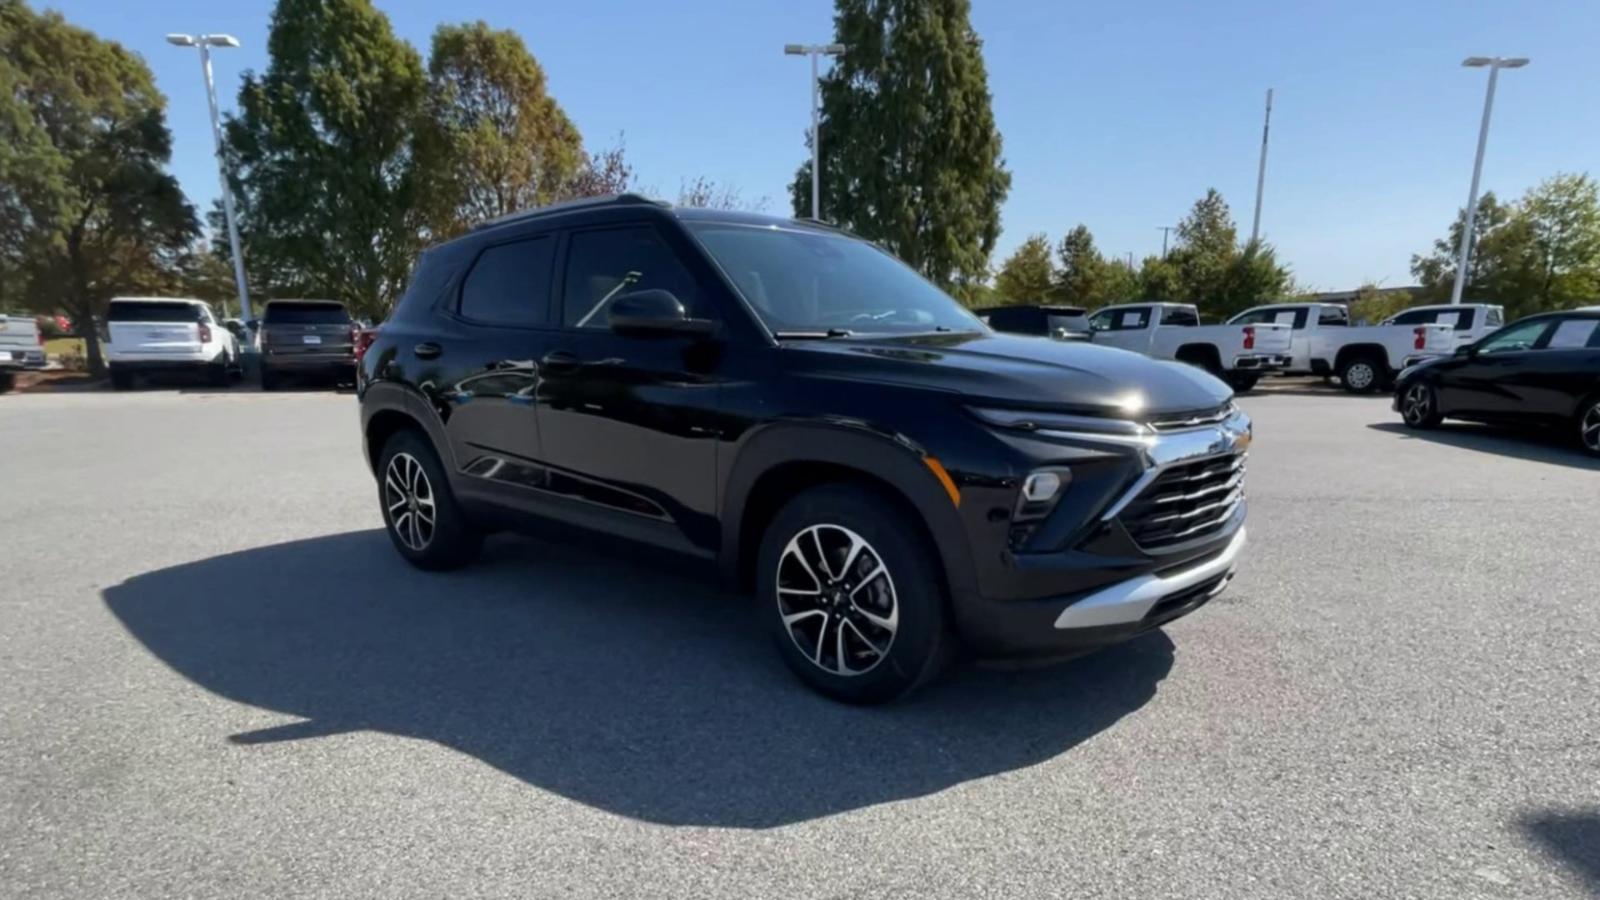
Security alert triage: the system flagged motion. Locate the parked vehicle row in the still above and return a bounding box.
[0,312,45,394]
[357,195,1252,704]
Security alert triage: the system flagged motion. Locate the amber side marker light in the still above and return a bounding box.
[922,457,961,508]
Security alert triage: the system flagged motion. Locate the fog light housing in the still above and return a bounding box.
[1013,468,1071,523]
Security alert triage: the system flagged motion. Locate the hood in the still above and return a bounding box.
[781,331,1232,419]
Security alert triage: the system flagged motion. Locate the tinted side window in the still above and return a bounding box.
[1318,307,1349,327]
[1545,318,1600,350]
[1485,307,1504,327]
[988,308,1046,334]
[1389,309,1434,325]
[459,236,556,327]
[1161,307,1200,327]
[563,226,701,329]
[1231,308,1275,325]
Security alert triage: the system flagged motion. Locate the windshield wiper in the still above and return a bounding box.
[773,328,854,339]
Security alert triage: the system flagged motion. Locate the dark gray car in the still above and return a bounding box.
[255,300,356,390]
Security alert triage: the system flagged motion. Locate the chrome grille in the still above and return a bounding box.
[1118,452,1245,549]
[1148,404,1235,432]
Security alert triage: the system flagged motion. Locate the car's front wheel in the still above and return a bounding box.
[1578,396,1600,458]
[1399,381,1442,429]
[376,429,482,570]
[757,484,952,704]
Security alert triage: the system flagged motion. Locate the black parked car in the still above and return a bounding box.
[357,194,1252,702]
[255,299,357,390]
[1394,307,1600,457]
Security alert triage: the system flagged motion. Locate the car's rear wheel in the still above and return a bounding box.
[207,357,229,387]
[1399,381,1442,429]
[1339,355,1383,394]
[757,484,952,704]
[1578,397,1600,458]
[0,371,14,394]
[109,368,134,391]
[259,367,279,392]
[377,429,482,570]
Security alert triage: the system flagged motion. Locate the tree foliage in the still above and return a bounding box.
[416,21,583,238]
[791,0,1010,292]
[223,0,426,318]
[1155,188,1291,317]
[0,0,197,373]
[993,234,1053,302]
[676,176,769,211]
[1412,175,1600,318]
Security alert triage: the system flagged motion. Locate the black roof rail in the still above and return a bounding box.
[471,193,666,232]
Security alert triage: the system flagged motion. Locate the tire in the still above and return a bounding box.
[207,358,229,387]
[259,367,279,392]
[109,368,134,391]
[1338,355,1384,394]
[756,483,953,704]
[0,371,14,394]
[376,428,482,570]
[1226,372,1260,393]
[1398,380,1443,429]
[1578,396,1600,458]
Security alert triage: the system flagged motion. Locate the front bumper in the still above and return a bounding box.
[106,358,220,372]
[951,405,1251,660]
[261,351,355,372]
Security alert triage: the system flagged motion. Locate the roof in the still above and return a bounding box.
[988,304,1088,315]
[469,194,843,238]
[109,296,206,304]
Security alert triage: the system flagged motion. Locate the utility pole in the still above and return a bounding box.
[784,43,847,220]
[1250,88,1273,246]
[1450,56,1529,305]
[1157,226,1174,257]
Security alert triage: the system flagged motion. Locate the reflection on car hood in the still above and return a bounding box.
[781,331,1232,418]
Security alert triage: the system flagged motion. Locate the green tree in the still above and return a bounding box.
[1136,254,1183,300]
[1098,258,1138,304]
[1159,189,1291,316]
[993,234,1054,302]
[1052,225,1106,305]
[1519,172,1600,311]
[1410,192,1515,303]
[224,0,425,319]
[791,0,1010,290]
[0,1,197,374]
[1348,284,1412,325]
[416,21,583,238]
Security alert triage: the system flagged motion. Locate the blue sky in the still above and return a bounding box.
[54,0,1600,290]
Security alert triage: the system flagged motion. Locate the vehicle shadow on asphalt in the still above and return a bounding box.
[102,529,1174,829]
[1367,421,1600,470]
[1522,810,1600,893]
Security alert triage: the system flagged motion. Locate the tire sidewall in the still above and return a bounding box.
[1579,396,1600,458]
[376,429,481,570]
[756,484,948,704]
[1341,357,1381,394]
[1400,380,1441,429]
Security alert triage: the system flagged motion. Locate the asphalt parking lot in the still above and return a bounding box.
[1,383,1597,899]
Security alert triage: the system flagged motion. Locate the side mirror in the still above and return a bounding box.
[1454,344,1474,358]
[246,319,260,330]
[608,289,716,338]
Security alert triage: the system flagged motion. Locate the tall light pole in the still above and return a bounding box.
[1157,225,1174,257]
[784,42,846,220]
[1450,56,1528,305]
[167,33,252,329]
[1249,88,1273,246]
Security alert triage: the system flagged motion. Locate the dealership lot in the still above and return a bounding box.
[1,386,1596,899]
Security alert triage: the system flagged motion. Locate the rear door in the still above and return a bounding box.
[107,301,203,356]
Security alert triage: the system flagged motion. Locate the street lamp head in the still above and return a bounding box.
[1500,57,1530,68]
[822,43,847,55]
[202,35,241,48]
[784,44,806,55]
[165,33,196,46]
[1462,56,1530,69]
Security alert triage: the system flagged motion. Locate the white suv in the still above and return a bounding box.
[105,297,240,390]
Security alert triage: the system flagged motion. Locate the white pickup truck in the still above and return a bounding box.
[1380,303,1505,348]
[1226,302,1455,393]
[1085,302,1291,391]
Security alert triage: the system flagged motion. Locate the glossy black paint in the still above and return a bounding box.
[359,200,1240,658]
[1394,310,1600,427]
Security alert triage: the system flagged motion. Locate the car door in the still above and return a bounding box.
[534,222,727,555]
[1088,306,1152,352]
[434,231,560,490]
[1519,316,1600,421]
[1435,317,1556,420]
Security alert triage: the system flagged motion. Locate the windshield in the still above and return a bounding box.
[107,302,201,323]
[687,222,986,335]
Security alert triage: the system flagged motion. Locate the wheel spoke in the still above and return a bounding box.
[774,523,898,678]
[842,618,886,658]
[783,609,826,627]
[812,615,829,666]
[394,512,413,548]
[809,528,835,581]
[387,495,409,513]
[849,564,886,598]
[838,532,867,580]
[834,616,850,674]
[852,601,897,633]
[778,586,821,597]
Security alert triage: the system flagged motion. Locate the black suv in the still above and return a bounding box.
[255,299,358,390]
[358,195,1252,702]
